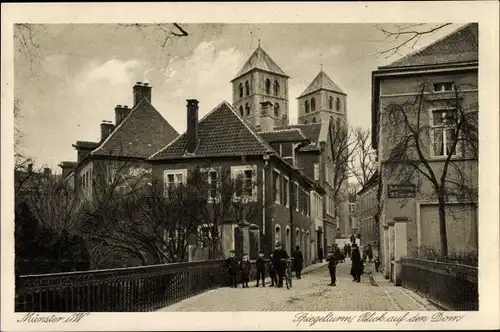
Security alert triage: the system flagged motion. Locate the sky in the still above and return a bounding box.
[14,23,461,172]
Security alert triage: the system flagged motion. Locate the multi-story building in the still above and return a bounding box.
[372,24,478,281]
[356,172,379,255]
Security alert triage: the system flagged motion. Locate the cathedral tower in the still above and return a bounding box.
[231,44,289,130]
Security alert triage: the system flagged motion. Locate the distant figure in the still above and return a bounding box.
[350,244,362,282]
[267,253,278,287]
[272,242,289,288]
[240,253,251,288]
[292,246,304,279]
[343,243,348,259]
[318,247,324,262]
[327,244,344,286]
[226,250,240,288]
[346,244,351,258]
[366,244,374,263]
[374,256,381,272]
[255,251,267,287]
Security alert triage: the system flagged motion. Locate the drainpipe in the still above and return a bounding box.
[289,170,295,255]
[263,154,270,252]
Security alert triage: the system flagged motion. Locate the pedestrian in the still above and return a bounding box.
[367,244,374,263]
[240,253,251,288]
[346,244,351,258]
[267,253,278,287]
[272,242,289,288]
[327,244,343,286]
[255,251,267,287]
[343,243,348,261]
[292,245,304,279]
[374,256,381,272]
[350,243,362,282]
[226,250,240,288]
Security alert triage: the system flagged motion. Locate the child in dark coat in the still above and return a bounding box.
[226,250,240,288]
[267,253,278,287]
[255,251,267,287]
[240,253,251,288]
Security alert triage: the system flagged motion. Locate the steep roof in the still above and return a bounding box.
[298,70,345,98]
[274,123,324,152]
[150,101,275,160]
[92,98,179,158]
[232,45,288,81]
[357,171,379,196]
[381,23,478,69]
[259,128,309,143]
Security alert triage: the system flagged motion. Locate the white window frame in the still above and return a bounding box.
[231,165,258,202]
[295,181,299,211]
[273,169,282,204]
[164,169,187,197]
[313,163,320,181]
[283,175,290,208]
[201,167,221,203]
[275,224,282,246]
[433,82,455,93]
[429,107,460,159]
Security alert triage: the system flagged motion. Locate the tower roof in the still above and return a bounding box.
[298,70,345,98]
[232,45,288,81]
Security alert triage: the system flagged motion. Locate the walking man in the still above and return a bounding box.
[327,244,343,286]
[350,243,362,282]
[292,246,304,279]
[272,242,289,288]
[226,250,240,288]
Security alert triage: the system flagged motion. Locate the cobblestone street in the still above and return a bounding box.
[159,260,437,311]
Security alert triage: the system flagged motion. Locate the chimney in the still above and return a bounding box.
[58,161,77,179]
[43,167,52,176]
[27,163,33,173]
[100,121,115,142]
[186,99,199,154]
[133,82,152,106]
[259,101,274,132]
[115,105,130,126]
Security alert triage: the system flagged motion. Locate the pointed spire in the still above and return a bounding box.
[258,39,261,48]
[298,70,345,98]
[320,63,323,72]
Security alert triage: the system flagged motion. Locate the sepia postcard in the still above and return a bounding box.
[1,1,499,331]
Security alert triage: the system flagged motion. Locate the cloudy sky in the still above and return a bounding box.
[15,23,461,171]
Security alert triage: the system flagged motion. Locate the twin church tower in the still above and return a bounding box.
[230,43,347,130]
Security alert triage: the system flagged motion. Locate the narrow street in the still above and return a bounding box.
[159,260,437,311]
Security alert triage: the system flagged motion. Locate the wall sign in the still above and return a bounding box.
[388,184,416,198]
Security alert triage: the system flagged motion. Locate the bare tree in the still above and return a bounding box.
[349,127,377,188]
[375,23,453,58]
[383,81,478,256]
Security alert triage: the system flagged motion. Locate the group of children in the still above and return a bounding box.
[225,250,281,288]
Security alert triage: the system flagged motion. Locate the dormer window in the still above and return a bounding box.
[433,82,454,93]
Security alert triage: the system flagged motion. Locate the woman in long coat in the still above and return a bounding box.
[292,246,304,279]
[350,244,362,282]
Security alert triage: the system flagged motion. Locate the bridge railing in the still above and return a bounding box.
[15,259,228,312]
[400,258,478,311]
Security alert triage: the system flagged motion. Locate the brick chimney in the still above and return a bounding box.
[100,121,115,142]
[259,101,274,132]
[133,82,152,106]
[115,105,130,126]
[186,99,199,154]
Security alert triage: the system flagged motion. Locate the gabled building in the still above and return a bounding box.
[149,99,323,264]
[357,171,379,255]
[372,23,478,281]
[59,83,179,199]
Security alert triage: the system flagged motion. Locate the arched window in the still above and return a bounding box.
[239,83,243,98]
[274,103,280,117]
[245,81,250,96]
[329,96,334,110]
[275,225,281,246]
[336,117,341,129]
[245,103,250,116]
[312,117,317,123]
[311,97,316,112]
[335,97,341,111]
[305,100,310,114]
[265,79,271,95]
[285,227,291,252]
[296,228,300,248]
[239,105,244,117]
[273,81,280,96]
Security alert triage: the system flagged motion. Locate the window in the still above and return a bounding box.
[245,103,250,116]
[245,81,250,96]
[329,96,334,110]
[312,117,317,123]
[313,163,319,181]
[311,97,316,112]
[305,100,310,114]
[335,97,341,111]
[239,83,243,98]
[273,81,280,96]
[275,225,281,245]
[336,117,341,129]
[274,103,280,117]
[273,170,281,204]
[231,165,257,201]
[164,170,187,196]
[239,105,244,117]
[198,224,213,248]
[283,177,289,207]
[431,108,459,157]
[305,192,310,216]
[433,82,454,93]
[265,79,271,95]
[209,171,217,199]
[243,170,253,196]
[295,182,299,211]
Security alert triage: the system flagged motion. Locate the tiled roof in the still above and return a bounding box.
[92,98,178,159]
[233,45,288,80]
[381,23,478,69]
[274,123,323,152]
[258,128,309,143]
[298,70,345,98]
[73,141,99,149]
[150,101,275,160]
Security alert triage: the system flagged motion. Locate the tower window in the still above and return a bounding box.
[265,79,271,95]
[273,81,280,96]
[239,105,244,117]
[305,100,309,114]
[245,81,250,96]
[336,98,341,112]
[336,117,341,129]
[239,83,243,98]
[312,117,317,123]
[311,97,316,112]
[329,96,334,110]
[274,103,280,117]
[245,103,250,116]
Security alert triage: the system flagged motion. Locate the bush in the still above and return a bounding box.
[408,245,478,267]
